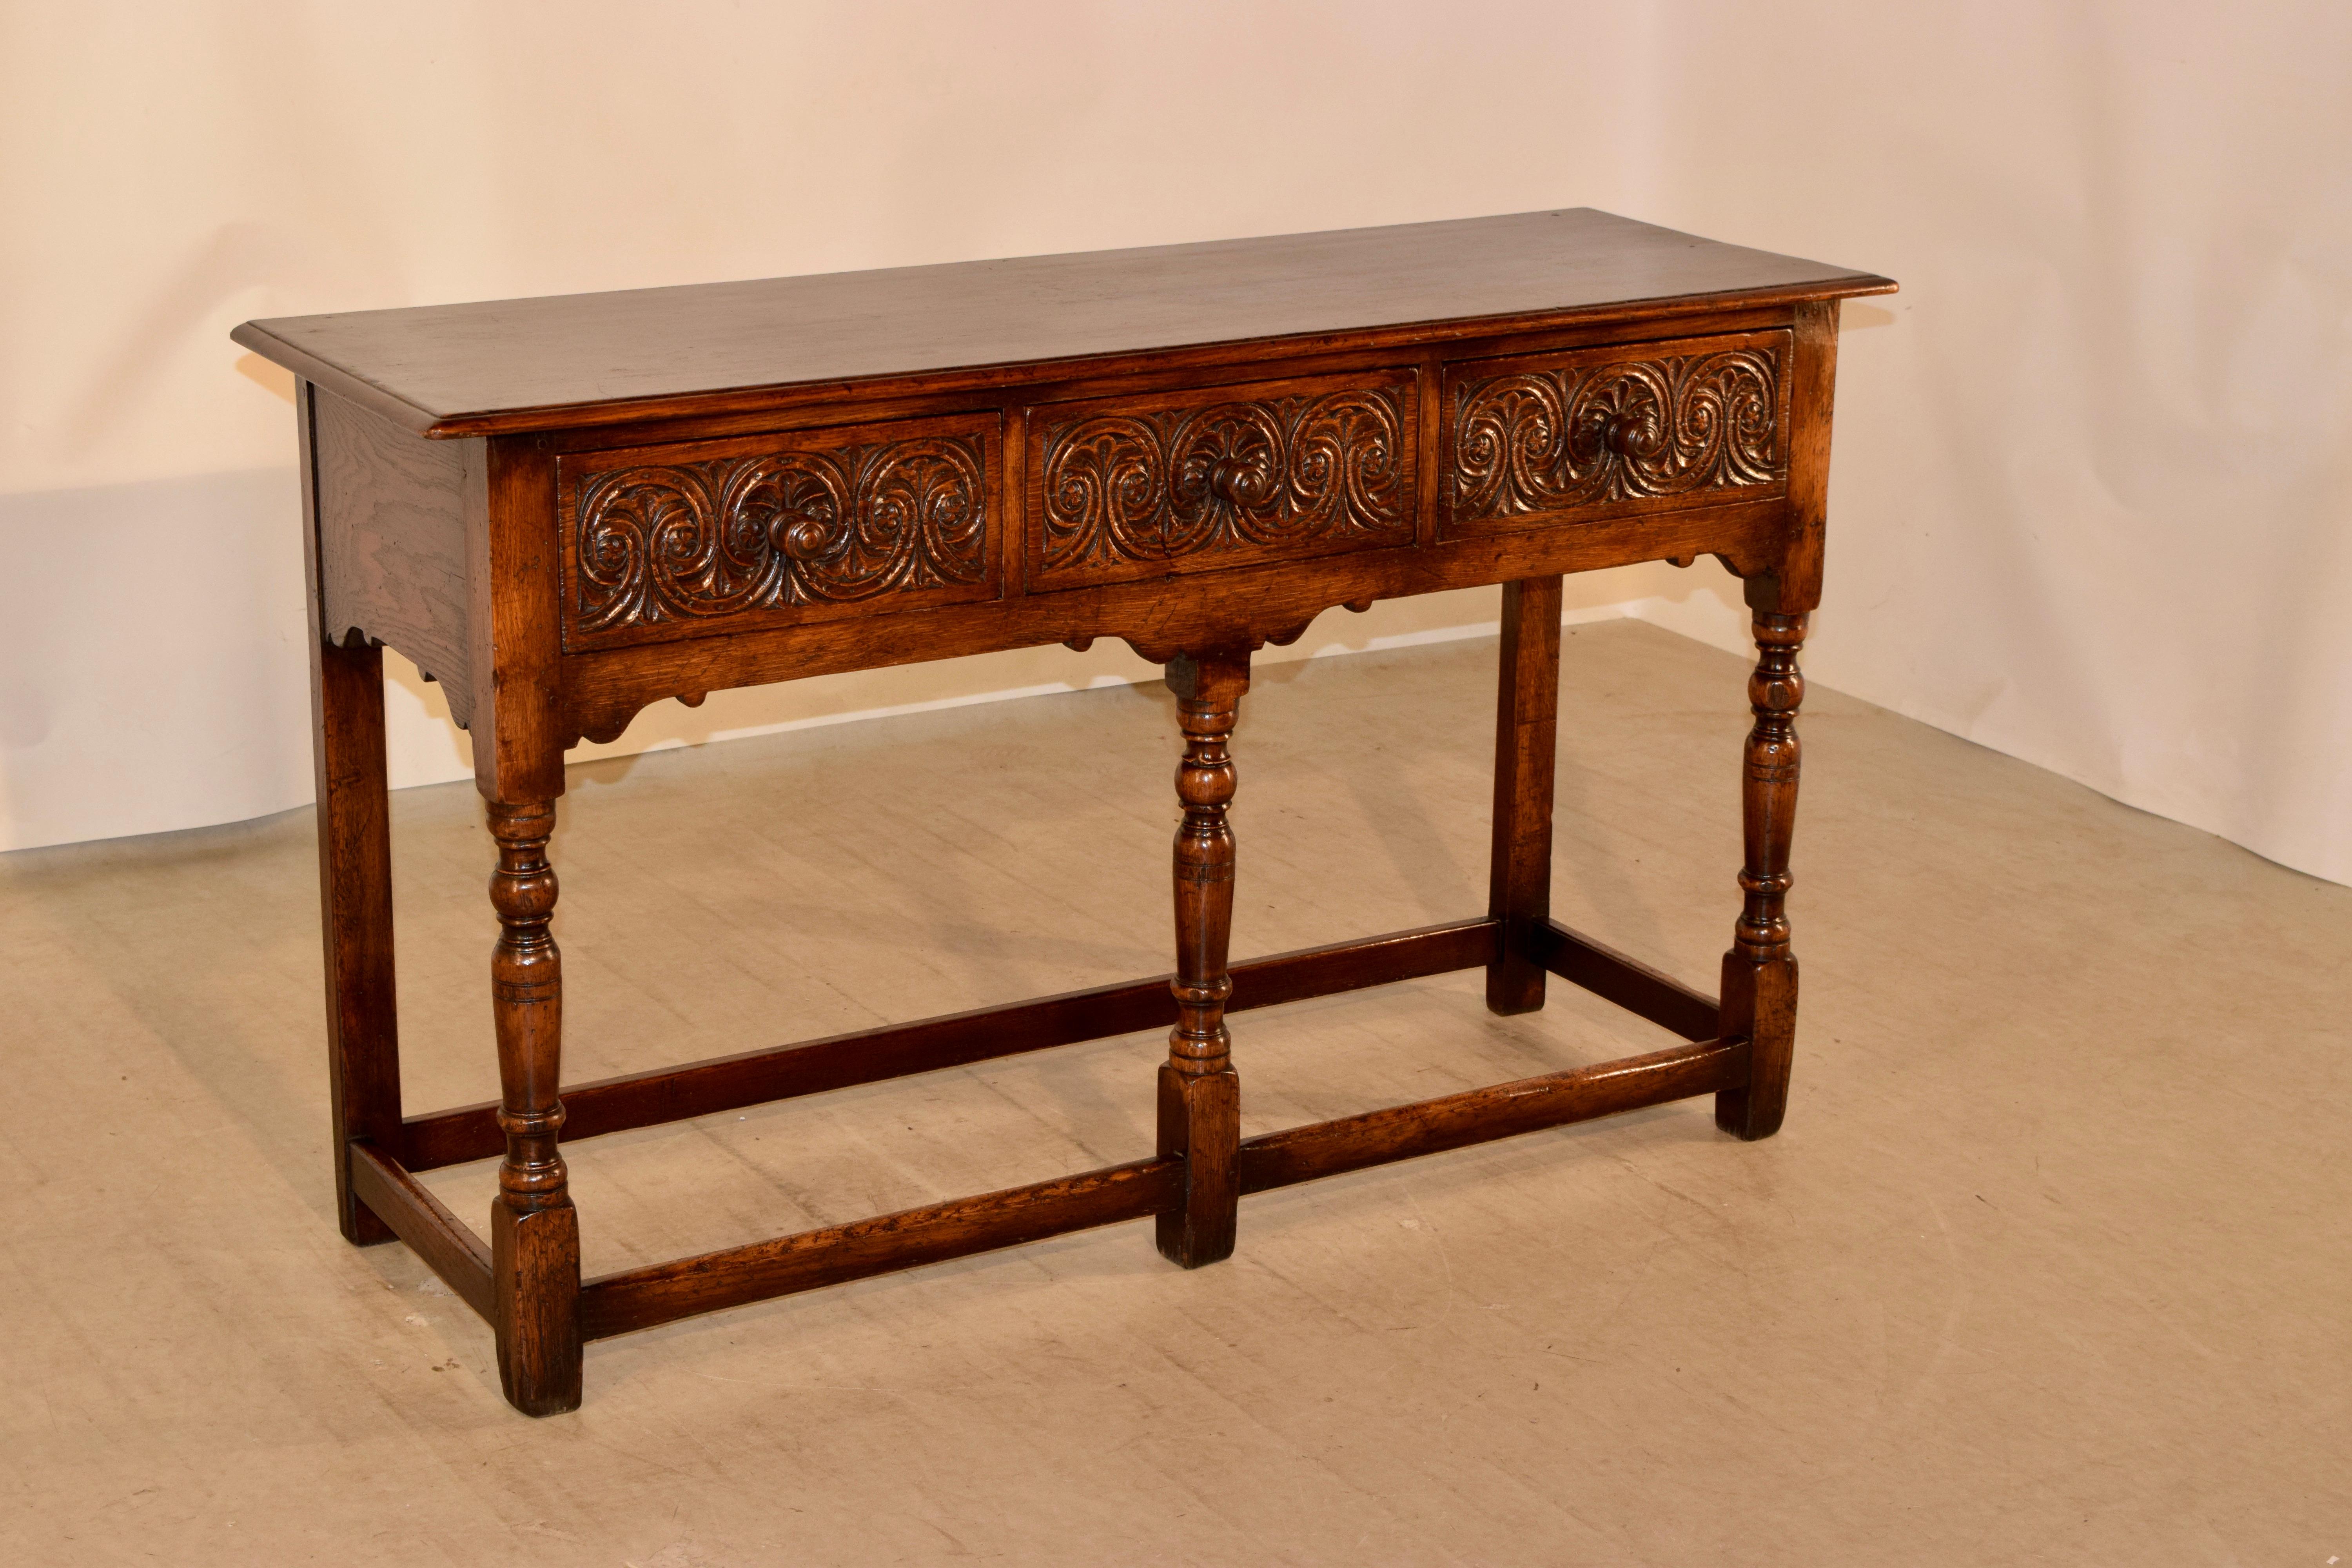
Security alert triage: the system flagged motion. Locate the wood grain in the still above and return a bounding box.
[313,388,481,725]
[468,441,564,802]
[563,494,1787,745]
[265,214,1890,1414]
[1716,612,1807,1142]
[1442,328,1790,539]
[1748,298,1841,615]
[1530,918,1720,1042]
[485,795,581,1415]
[473,437,583,1414]
[557,411,1002,651]
[1486,576,1563,1014]
[1028,368,1414,589]
[347,1142,492,1320]
[580,1158,1182,1340]
[573,1034,1748,1342]
[1238,1037,1748,1192]
[303,379,403,1246]
[232,210,1893,439]
[1157,650,1250,1268]
[401,918,1501,1172]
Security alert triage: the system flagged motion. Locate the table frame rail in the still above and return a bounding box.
[362,913,1733,1341]
[400,918,1501,1172]
[348,1141,494,1320]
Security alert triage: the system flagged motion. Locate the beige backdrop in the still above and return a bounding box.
[3,1,2346,886]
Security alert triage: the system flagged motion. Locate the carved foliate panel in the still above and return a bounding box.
[1029,369,1417,590]
[1442,330,1790,536]
[559,413,999,650]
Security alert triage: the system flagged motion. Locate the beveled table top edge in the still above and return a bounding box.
[235,208,1895,441]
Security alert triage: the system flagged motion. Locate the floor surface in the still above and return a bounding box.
[2,622,2345,1566]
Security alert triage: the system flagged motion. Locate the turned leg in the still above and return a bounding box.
[486,799,582,1414]
[1157,650,1250,1269]
[1716,612,1807,1141]
[310,632,403,1245]
[1486,575,1563,1014]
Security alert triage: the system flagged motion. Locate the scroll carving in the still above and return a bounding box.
[1038,385,1411,578]
[571,433,988,641]
[1451,346,1783,523]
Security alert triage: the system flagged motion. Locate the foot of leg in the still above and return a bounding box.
[493,1202,583,1415]
[1156,1061,1240,1267]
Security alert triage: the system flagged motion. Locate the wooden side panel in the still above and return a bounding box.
[1027,367,1417,590]
[556,412,1002,652]
[312,389,480,725]
[1441,329,1791,541]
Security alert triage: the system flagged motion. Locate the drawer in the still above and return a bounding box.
[1441,329,1790,538]
[559,412,1000,651]
[1027,368,1417,590]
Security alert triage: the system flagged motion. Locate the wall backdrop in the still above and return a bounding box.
[3,0,2347,886]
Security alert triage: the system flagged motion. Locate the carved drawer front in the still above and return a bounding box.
[559,412,1000,652]
[1028,368,1418,591]
[1441,329,1790,538]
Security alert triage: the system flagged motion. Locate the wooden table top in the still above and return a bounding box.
[233,209,1893,440]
